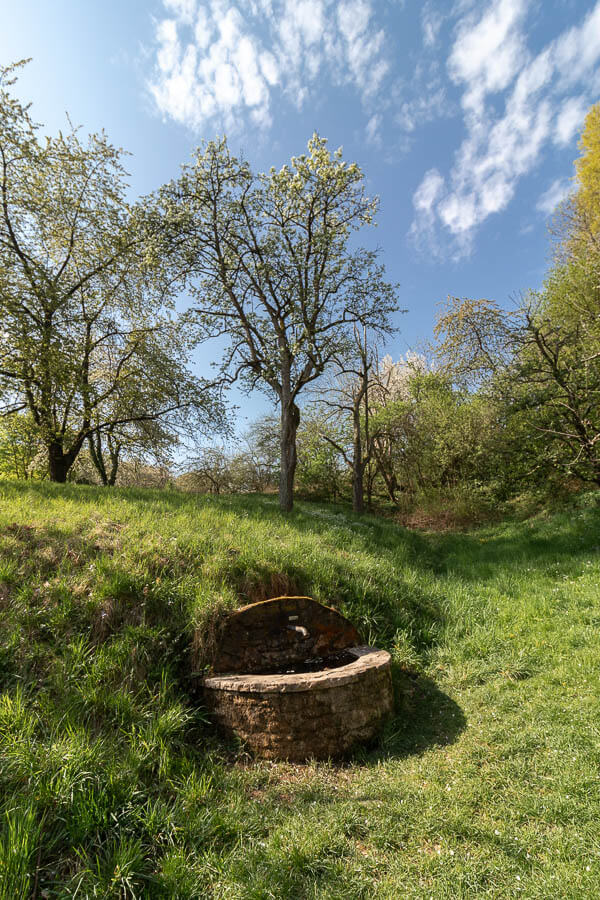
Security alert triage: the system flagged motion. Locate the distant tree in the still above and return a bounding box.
[0,61,221,482]
[185,446,232,494]
[436,283,600,486]
[295,410,347,502]
[84,328,213,486]
[364,353,427,504]
[434,296,516,389]
[115,459,173,489]
[87,418,174,487]
[313,325,382,512]
[0,412,44,480]
[156,134,399,511]
[235,414,280,492]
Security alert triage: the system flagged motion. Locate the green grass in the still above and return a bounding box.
[0,480,599,898]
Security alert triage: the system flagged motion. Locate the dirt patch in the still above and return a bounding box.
[0,582,12,610]
[89,521,123,554]
[4,522,36,538]
[394,507,493,532]
[92,595,142,643]
[239,572,298,604]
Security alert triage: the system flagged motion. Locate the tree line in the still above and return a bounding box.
[0,60,398,511]
[291,101,600,517]
[2,59,599,515]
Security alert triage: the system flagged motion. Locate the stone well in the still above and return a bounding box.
[202,596,393,761]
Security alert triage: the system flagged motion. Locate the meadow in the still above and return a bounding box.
[0,481,599,898]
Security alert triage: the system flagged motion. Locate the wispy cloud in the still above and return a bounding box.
[536,177,573,216]
[553,95,588,147]
[411,0,600,256]
[365,112,382,146]
[421,2,445,48]
[409,168,445,253]
[149,0,389,133]
[147,0,600,256]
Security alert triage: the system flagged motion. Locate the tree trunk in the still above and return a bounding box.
[88,433,109,485]
[352,464,364,513]
[366,461,374,509]
[279,398,300,512]
[106,434,121,486]
[374,441,398,505]
[48,441,70,483]
[352,406,364,513]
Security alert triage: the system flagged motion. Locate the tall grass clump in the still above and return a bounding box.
[0,801,42,900]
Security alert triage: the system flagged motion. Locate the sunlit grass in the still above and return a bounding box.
[0,480,599,896]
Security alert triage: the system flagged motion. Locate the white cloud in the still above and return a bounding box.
[366,112,382,146]
[337,0,388,97]
[536,177,573,216]
[448,0,529,115]
[155,19,180,74]
[397,84,447,133]
[165,0,197,25]
[553,2,600,87]
[411,0,600,256]
[409,169,446,252]
[149,0,391,133]
[553,95,588,147]
[148,0,600,245]
[414,169,445,214]
[421,2,444,48]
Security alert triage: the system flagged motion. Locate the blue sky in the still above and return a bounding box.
[2,0,600,427]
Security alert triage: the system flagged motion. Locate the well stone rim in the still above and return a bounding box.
[202,645,390,693]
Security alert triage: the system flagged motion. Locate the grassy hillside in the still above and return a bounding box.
[1,481,599,898]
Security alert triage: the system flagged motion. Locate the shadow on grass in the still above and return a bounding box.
[405,505,600,583]
[361,666,466,763]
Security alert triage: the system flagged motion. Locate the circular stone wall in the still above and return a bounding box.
[203,646,393,761]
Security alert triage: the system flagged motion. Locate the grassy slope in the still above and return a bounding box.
[0,481,599,898]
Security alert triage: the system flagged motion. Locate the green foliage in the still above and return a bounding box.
[0,62,222,484]
[424,104,600,499]
[296,411,347,501]
[360,357,507,513]
[571,101,600,251]
[0,413,44,480]
[507,265,600,484]
[434,267,600,491]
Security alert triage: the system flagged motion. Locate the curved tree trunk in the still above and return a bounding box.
[106,433,121,486]
[88,432,109,485]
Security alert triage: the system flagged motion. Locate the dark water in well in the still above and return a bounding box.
[254,649,357,676]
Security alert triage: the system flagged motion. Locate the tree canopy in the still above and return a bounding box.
[574,102,600,246]
[0,61,222,482]
[155,134,399,510]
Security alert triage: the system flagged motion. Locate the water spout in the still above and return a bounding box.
[287,624,309,639]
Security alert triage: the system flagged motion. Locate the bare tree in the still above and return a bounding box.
[313,325,382,512]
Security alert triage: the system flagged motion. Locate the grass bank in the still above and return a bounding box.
[0,481,599,897]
